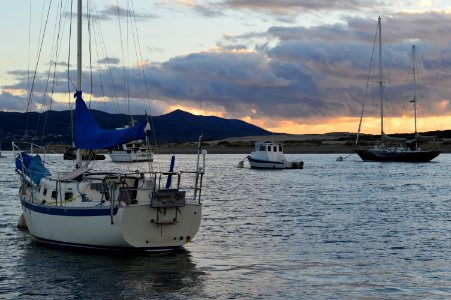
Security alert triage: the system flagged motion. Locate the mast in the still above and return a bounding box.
[378,16,384,136]
[76,0,82,167]
[411,45,418,148]
[411,45,417,134]
[77,0,82,91]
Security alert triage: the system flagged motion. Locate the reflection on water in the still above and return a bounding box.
[1,153,451,298]
[15,245,205,299]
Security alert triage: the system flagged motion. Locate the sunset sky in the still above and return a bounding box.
[0,0,450,134]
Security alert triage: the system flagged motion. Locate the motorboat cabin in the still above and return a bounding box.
[246,142,303,169]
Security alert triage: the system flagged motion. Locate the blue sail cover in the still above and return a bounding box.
[15,152,51,185]
[74,91,146,149]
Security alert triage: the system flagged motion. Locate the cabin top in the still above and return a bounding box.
[255,142,283,153]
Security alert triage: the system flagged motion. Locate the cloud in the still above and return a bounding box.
[3,11,451,133]
[65,4,158,22]
[171,0,384,20]
[98,5,158,21]
[220,0,380,14]
[97,57,120,65]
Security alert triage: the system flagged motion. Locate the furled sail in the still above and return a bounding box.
[74,91,146,149]
[381,133,407,143]
[415,133,437,141]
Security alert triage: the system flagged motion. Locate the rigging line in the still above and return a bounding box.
[355,20,378,149]
[126,1,132,121]
[27,0,32,93]
[91,1,123,125]
[116,0,130,124]
[90,9,110,130]
[42,0,70,144]
[38,0,64,137]
[68,0,74,145]
[25,0,54,137]
[129,0,158,148]
[88,1,93,108]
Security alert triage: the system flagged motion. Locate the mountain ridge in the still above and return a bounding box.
[0,109,271,149]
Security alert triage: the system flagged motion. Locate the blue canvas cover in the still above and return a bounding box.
[74,91,146,149]
[15,152,51,185]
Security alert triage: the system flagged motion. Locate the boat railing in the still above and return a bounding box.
[149,170,204,204]
[86,170,205,205]
[12,142,49,188]
[12,142,47,161]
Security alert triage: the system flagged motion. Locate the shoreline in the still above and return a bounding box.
[17,133,450,155]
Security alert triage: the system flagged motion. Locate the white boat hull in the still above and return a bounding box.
[21,199,202,251]
[109,151,151,162]
[248,156,303,169]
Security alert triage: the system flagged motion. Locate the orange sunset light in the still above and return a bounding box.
[255,115,451,135]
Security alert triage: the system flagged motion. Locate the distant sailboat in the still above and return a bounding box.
[355,17,440,162]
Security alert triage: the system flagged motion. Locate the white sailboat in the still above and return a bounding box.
[13,1,206,252]
[355,17,440,162]
[109,140,153,162]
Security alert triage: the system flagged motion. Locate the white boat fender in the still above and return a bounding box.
[17,213,28,230]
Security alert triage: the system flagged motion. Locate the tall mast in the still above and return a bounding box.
[411,45,417,134]
[411,44,418,149]
[77,0,82,91]
[76,0,82,168]
[378,16,384,135]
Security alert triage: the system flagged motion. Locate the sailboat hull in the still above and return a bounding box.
[20,199,202,251]
[355,149,440,162]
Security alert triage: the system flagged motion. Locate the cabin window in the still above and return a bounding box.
[51,191,57,199]
[64,192,73,201]
[259,145,265,151]
[279,145,283,152]
[273,146,277,152]
[43,188,47,196]
[267,146,271,152]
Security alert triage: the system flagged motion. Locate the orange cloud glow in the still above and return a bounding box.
[3,88,27,97]
[254,115,451,134]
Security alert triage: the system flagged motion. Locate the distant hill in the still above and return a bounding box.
[0,109,271,149]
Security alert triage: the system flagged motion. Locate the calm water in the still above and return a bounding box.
[0,152,450,299]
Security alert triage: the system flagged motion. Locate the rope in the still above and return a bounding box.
[25,0,54,137]
[129,0,159,157]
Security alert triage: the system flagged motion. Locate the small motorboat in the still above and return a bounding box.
[240,141,303,169]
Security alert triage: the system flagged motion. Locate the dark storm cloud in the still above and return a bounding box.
[3,12,451,122]
[0,92,28,111]
[220,0,379,13]
[186,0,383,19]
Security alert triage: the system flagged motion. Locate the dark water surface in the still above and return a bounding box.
[0,153,450,299]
